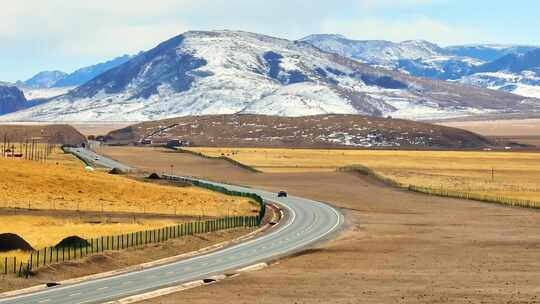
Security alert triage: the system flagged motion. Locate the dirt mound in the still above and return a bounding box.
[0,233,34,252]
[55,236,90,248]
[108,167,125,175]
[148,173,161,179]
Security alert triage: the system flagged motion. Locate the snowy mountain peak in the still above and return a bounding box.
[0,30,535,122]
[301,34,349,42]
[301,34,540,97]
[20,71,68,89]
[301,35,444,64]
[399,40,442,55]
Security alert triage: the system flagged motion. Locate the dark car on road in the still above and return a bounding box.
[278,191,288,197]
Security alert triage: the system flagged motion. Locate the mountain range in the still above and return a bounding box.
[302,34,540,98]
[17,55,132,89]
[1,30,537,122]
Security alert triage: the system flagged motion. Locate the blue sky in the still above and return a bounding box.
[1,0,539,82]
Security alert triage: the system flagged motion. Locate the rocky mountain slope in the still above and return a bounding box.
[0,85,32,115]
[302,34,540,98]
[0,30,535,122]
[106,114,494,149]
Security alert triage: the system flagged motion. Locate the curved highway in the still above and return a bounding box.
[0,158,343,303]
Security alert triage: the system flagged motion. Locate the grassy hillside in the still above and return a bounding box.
[0,124,86,145]
[0,156,256,217]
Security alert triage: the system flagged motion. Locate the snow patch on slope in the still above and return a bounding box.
[459,71,540,98]
[22,87,74,100]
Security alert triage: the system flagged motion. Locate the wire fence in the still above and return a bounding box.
[1,175,267,278]
[1,215,259,277]
[0,140,56,162]
[408,185,540,209]
[339,165,540,210]
[161,175,266,225]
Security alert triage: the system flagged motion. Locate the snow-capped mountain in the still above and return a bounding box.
[301,34,444,65]
[301,34,483,80]
[302,34,540,98]
[445,44,538,62]
[456,49,540,98]
[19,55,132,89]
[459,71,540,99]
[0,31,536,122]
[20,71,68,89]
[474,49,540,74]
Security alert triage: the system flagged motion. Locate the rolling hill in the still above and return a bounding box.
[105,114,494,149]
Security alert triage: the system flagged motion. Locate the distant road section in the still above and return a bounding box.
[65,147,133,172]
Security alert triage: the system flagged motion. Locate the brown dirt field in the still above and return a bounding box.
[438,118,540,137]
[0,228,253,293]
[102,146,540,303]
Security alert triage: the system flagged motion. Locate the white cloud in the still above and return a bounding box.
[0,0,509,81]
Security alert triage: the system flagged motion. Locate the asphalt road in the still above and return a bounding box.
[65,147,133,172]
[0,176,344,304]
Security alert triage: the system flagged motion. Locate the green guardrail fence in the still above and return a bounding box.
[2,216,258,278]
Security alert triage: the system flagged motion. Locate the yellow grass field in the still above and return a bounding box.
[188,147,540,202]
[0,147,258,265]
[0,152,256,217]
[0,214,180,262]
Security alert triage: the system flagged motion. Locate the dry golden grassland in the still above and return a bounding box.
[188,147,540,203]
[0,214,180,262]
[0,147,258,265]
[0,153,256,217]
